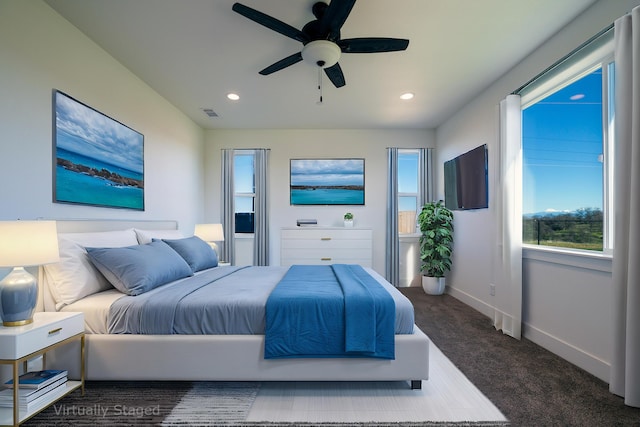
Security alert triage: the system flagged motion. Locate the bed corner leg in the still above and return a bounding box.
[410,380,422,390]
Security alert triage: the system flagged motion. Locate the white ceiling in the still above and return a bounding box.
[45,0,598,130]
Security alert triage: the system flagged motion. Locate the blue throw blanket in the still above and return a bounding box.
[264,264,396,359]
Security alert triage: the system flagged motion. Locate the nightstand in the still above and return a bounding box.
[0,312,84,427]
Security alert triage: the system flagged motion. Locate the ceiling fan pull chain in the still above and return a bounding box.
[317,67,324,105]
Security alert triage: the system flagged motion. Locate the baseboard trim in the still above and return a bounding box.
[522,322,610,383]
[446,286,610,383]
[446,286,495,319]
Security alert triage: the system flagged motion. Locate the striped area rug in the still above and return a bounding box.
[25,381,260,426]
[161,382,259,425]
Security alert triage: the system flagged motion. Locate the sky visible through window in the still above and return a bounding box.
[522,68,603,215]
[398,152,419,211]
[234,153,254,212]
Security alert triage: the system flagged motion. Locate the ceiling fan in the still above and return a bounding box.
[232,0,409,88]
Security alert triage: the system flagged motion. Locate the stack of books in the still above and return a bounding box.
[0,370,67,411]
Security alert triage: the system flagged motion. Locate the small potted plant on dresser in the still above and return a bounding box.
[418,200,454,295]
[343,212,354,227]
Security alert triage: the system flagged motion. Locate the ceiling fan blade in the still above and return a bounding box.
[259,52,303,75]
[318,0,356,40]
[338,38,409,53]
[324,63,346,88]
[232,3,309,43]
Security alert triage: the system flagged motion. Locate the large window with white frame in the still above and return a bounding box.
[520,32,614,253]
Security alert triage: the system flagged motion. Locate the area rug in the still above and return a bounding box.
[25,344,507,426]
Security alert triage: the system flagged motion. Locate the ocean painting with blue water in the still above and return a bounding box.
[54,91,144,210]
[290,159,364,205]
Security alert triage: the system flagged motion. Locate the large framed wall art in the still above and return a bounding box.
[290,158,365,205]
[53,90,144,210]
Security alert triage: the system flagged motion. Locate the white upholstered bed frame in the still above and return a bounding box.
[38,220,430,388]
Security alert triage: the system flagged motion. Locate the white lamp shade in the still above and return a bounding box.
[0,221,60,267]
[194,223,224,242]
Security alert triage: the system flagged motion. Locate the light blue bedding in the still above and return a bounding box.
[264,264,396,359]
[107,266,414,337]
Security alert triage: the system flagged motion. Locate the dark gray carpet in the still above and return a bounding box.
[400,288,640,427]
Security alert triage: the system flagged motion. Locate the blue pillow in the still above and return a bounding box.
[161,236,219,272]
[86,240,193,296]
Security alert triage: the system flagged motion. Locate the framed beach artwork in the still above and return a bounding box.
[53,90,144,210]
[290,158,365,205]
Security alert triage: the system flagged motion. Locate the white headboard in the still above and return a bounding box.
[54,219,178,233]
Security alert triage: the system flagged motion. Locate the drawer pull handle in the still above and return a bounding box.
[321,257,332,261]
[48,328,62,335]
[320,237,332,241]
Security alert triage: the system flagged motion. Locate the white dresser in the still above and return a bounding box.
[280,227,373,267]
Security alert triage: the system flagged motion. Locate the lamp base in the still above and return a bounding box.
[3,318,33,327]
[0,267,38,327]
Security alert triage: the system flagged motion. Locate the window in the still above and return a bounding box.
[398,149,420,234]
[521,35,614,252]
[234,151,255,233]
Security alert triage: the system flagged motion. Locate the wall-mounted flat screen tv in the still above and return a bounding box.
[444,144,488,210]
[290,158,365,205]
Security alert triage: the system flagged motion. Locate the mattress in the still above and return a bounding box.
[62,265,415,335]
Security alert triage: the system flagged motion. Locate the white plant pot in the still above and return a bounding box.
[422,276,445,295]
[344,219,353,227]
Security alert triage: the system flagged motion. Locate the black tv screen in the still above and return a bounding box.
[444,144,488,210]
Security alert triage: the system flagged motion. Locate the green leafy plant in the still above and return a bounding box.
[343,212,353,220]
[418,201,454,277]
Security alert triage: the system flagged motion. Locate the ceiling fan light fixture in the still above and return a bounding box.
[302,40,341,68]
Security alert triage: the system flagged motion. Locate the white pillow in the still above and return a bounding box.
[134,228,184,245]
[43,229,139,310]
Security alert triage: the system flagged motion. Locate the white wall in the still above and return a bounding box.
[436,0,640,382]
[204,129,435,276]
[0,1,205,233]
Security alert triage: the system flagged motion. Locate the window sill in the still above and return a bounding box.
[522,244,612,273]
[234,233,254,239]
[399,233,420,243]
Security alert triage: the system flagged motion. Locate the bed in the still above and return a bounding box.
[37,220,430,389]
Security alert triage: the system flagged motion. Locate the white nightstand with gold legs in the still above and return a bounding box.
[0,312,84,427]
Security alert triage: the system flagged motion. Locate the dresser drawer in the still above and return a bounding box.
[281,257,372,268]
[281,228,372,241]
[0,312,84,359]
[281,238,372,250]
[281,247,372,261]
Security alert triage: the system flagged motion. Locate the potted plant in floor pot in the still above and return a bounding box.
[418,200,454,295]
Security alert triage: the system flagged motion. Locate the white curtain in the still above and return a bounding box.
[253,149,270,266]
[495,95,523,339]
[220,149,235,265]
[610,5,640,408]
[385,148,400,286]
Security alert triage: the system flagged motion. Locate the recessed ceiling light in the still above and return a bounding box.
[400,92,414,100]
[227,93,240,101]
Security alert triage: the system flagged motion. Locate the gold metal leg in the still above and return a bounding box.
[80,335,85,396]
[12,361,18,427]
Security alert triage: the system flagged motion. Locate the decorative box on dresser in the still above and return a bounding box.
[281,227,373,267]
[0,312,84,427]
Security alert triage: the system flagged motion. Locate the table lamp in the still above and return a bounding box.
[0,221,59,326]
[194,223,224,258]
